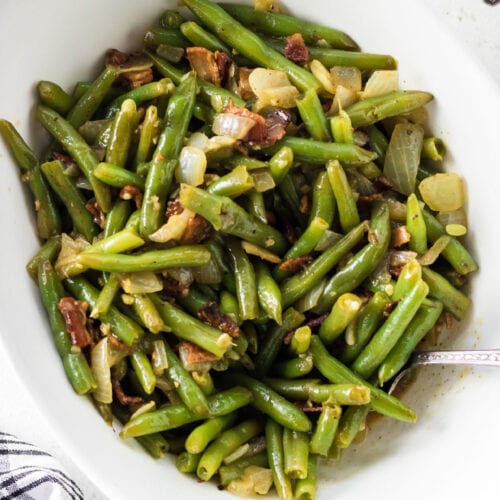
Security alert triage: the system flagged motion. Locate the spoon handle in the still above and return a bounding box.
[413,349,500,367]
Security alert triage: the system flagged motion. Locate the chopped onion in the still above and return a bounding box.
[249,68,299,111]
[192,259,222,284]
[165,267,194,287]
[175,146,207,186]
[328,85,358,115]
[152,339,169,375]
[314,230,344,252]
[389,250,418,267]
[256,86,300,111]
[360,70,399,99]
[130,400,156,420]
[249,68,291,94]
[330,66,362,92]
[241,241,281,264]
[55,233,90,278]
[223,443,251,465]
[119,271,163,294]
[251,169,276,193]
[91,337,112,404]
[295,278,327,312]
[383,122,424,196]
[418,235,451,266]
[310,59,335,94]
[437,208,468,236]
[418,173,466,212]
[212,113,256,140]
[227,466,273,497]
[149,208,194,243]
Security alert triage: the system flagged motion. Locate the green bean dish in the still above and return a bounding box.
[0,0,477,498]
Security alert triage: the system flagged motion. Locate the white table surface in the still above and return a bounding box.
[0,2,499,499]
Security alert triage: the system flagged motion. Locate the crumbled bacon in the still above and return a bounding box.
[119,185,143,208]
[283,222,299,244]
[215,51,233,87]
[116,68,154,90]
[278,255,314,274]
[112,378,144,406]
[197,301,240,338]
[186,47,222,86]
[284,33,309,65]
[52,151,76,168]
[305,314,329,330]
[299,194,310,215]
[161,276,191,298]
[106,49,129,66]
[294,402,323,412]
[391,225,411,247]
[373,176,393,191]
[85,200,106,229]
[179,215,212,245]
[178,341,220,368]
[165,198,184,218]
[237,67,256,100]
[58,297,92,348]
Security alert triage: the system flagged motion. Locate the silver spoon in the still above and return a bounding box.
[388,348,500,395]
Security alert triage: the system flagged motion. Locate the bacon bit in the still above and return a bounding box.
[186,47,222,86]
[116,68,154,90]
[284,33,309,64]
[357,193,385,206]
[305,314,329,330]
[261,108,292,146]
[58,297,92,348]
[215,51,233,87]
[106,49,129,66]
[107,334,131,352]
[299,194,310,215]
[119,185,143,208]
[52,151,76,168]
[373,176,393,191]
[283,222,298,244]
[198,301,240,338]
[278,255,313,274]
[85,200,106,229]
[179,215,212,245]
[383,300,399,317]
[165,198,184,218]
[294,401,323,413]
[112,378,144,406]
[161,276,191,298]
[178,341,220,368]
[237,67,256,100]
[391,225,411,247]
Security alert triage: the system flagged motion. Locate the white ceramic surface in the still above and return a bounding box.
[1,1,500,499]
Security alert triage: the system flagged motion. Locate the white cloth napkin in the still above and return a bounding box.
[0,432,83,499]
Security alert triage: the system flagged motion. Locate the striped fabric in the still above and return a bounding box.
[0,432,83,499]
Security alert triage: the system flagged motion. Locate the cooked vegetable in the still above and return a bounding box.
[3,1,477,499]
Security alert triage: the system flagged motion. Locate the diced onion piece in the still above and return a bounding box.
[175,146,207,186]
[418,235,451,266]
[330,66,362,92]
[295,277,327,312]
[223,444,250,465]
[360,70,399,99]
[130,400,156,420]
[257,86,300,110]
[241,240,282,264]
[437,208,468,236]
[149,208,194,243]
[419,173,466,212]
[328,85,358,115]
[91,337,112,404]
[192,259,222,284]
[249,68,291,94]
[227,466,273,497]
[152,339,169,375]
[120,271,163,294]
[186,131,210,149]
[383,123,424,196]
[249,68,299,111]
[165,267,194,287]
[310,59,335,94]
[389,250,418,267]
[212,113,256,140]
[251,169,276,193]
[55,233,90,278]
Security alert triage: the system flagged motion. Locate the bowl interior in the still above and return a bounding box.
[1,1,500,499]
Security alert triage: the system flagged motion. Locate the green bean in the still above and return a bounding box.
[185,413,239,454]
[0,119,62,238]
[253,307,305,376]
[331,109,354,145]
[310,404,342,456]
[94,162,145,190]
[289,326,311,355]
[295,454,317,500]
[319,293,362,345]
[103,200,132,238]
[150,294,232,358]
[308,384,370,406]
[66,66,118,129]
[265,418,293,500]
[180,20,231,53]
[197,419,263,481]
[406,193,427,254]
[378,300,443,385]
[140,73,197,238]
[283,428,309,479]
[421,266,471,320]
[278,174,307,227]
[179,184,288,255]
[314,202,390,314]
[163,342,210,417]
[82,227,144,255]
[309,170,336,228]
[230,372,311,433]
[183,0,320,92]
[422,137,446,161]
[143,27,190,48]
[37,80,75,114]
[344,90,434,128]
[64,276,144,345]
[255,261,282,325]
[206,165,255,198]
[341,291,389,364]
[176,451,202,474]
[268,146,294,186]
[296,89,331,142]
[220,3,358,50]
[327,160,360,233]
[392,259,422,302]
[120,386,252,438]
[264,136,377,166]
[310,336,416,422]
[135,105,159,166]
[351,279,428,379]
[36,105,112,212]
[422,209,478,275]
[272,354,314,379]
[334,404,370,449]
[77,245,211,273]
[105,99,138,167]
[40,160,98,241]
[160,9,186,29]
[26,236,61,279]
[37,260,96,393]
[130,351,157,395]
[90,272,121,318]
[219,290,241,325]
[130,294,167,334]
[281,220,368,308]
[366,125,389,166]
[218,450,269,486]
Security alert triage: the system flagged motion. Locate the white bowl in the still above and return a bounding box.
[1,1,500,499]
